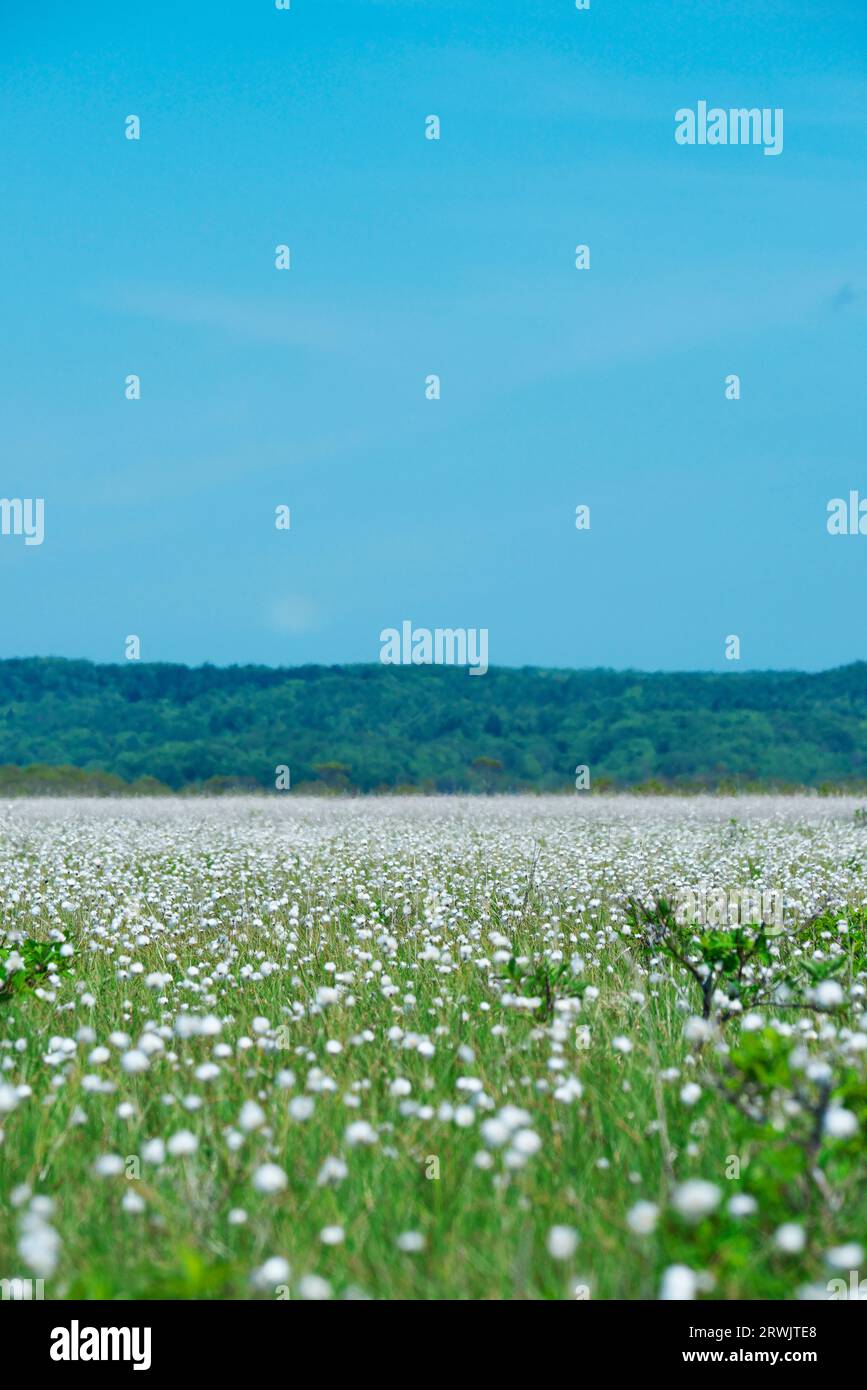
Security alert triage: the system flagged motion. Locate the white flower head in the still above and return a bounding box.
[627,1201,658,1235]
[814,980,844,1009]
[93,1154,125,1178]
[672,1180,721,1222]
[120,1049,149,1074]
[345,1121,377,1147]
[396,1231,425,1253]
[727,1194,758,1218]
[774,1223,805,1254]
[825,1243,863,1270]
[824,1107,858,1140]
[660,1264,698,1300]
[317,1156,349,1186]
[546,1225,579,1260]
[251,1256,290,1290]
[167,1129,198,1157]
[239,1100,266,1132]
[252,1163,287,1194]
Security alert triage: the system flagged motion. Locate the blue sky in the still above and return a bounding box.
[1,0,865,672]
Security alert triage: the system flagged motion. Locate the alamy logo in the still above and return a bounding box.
[380,621,488,676]
[827,493,867,535]
[50,1320,152,1372]
[675,102,783,156]
[1,1277,45,1300]
[0,497,44,545]
[676,887,784,928]
[827,1270,867,1300]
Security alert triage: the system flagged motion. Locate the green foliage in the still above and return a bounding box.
[0,763,171,797]
[626,896,838,1019]
[66,1248,239,1300]
[0,937,74,1001]
[718,1027,867,1202]
[3,656,867,793]
[726,1025,795,1093]
[500,955,587,1021]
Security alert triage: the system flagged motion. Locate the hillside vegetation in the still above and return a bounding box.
[0,657,866,794]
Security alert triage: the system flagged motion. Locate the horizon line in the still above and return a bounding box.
[2,655,866,680]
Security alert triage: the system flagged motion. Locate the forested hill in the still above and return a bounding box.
[1,657,866,794]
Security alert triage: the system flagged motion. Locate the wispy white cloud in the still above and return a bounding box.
[267,595,319,635]
[88,283,383,355]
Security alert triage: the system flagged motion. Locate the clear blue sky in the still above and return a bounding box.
[1,0,865,672]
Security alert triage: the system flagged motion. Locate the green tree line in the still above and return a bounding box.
[0,657,866,794]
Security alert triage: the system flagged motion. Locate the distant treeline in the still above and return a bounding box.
[0,764,171,797]
[1,657,867,795]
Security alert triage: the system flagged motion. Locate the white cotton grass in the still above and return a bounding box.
[252,1163,287,1194]
[672,1180,721,1222]
[660,1264,698,1300]
[239,1100,266,1131]
[0,1084,19,1114]
[480,1118,510,1148]
[813,981,844,1010]
[546,1225,579,1260]
[167,1130,198,1157]
[825,1243,863,1270]
[510,1128,542,1157]
[396,1231,426,1253]
[345,1121,377,1146]
[317,1156,349,1186]
[93,1154,125,1177]
[251,1256,290,1291]
[297,1274,332,1300]
[3,794,867,1302]
[683,1016,713,1044]
[288,1096,315,1121]
[17,1200,62,1279]
[774,1223,806,1254]
[120,1049,149,1074]
[824,1107,858,1140]
[727,1194,758,1218]
[626,1201,659,1235]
